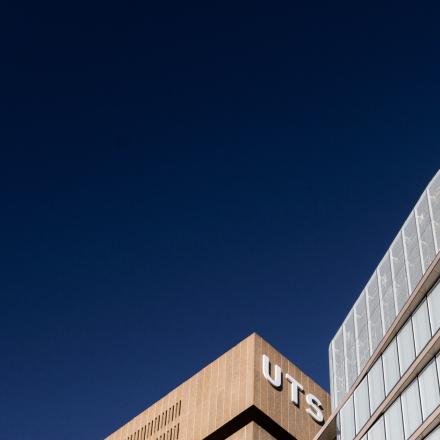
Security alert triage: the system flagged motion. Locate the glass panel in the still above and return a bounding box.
[420,226,436,273]
[397,320,415,375]
[425,425,440,440]
[367,274,383,354]
[418,359,440,420]
[382,339,400,395]
[412,300,432,355]
[334,329,347,407]
[384,397,404,440]
[355,292,371,373]
[379,254,396,332]
[340,396,355,440]
[403,213,423,294]
[428,281,440,335]
[428,171,440,253]
[416,193,436,273]
[336,414,341,440]
[437,353,440,384]
[354,376,370,433]
[368,416,385,440]
[401,379,422,439]
[329,343,336,410]
[344,311,358,390]
[390,234,409,313]
[368,358,385,413]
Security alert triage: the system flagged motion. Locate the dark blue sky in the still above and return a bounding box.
[1,2,440,439]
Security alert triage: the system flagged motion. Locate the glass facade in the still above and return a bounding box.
[384,398,403,440]
[329,172,440,440]
[425,426,440,440]
[382,339,399,396]
[337,353,440,440]
[335,280,440,440]
[367,358,384,414]
[330,171,440,409]
[401,379,422,438]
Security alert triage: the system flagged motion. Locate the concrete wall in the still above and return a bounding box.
[105,333,330,440]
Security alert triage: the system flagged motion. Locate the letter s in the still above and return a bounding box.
[306,393,324,424]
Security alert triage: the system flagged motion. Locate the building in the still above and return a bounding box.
[105,334,330,440]
[107,170,440,440]
[318,170,440,440]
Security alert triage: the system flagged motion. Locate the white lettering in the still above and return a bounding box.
[262,354,325,424]
[305,394,324,424]
[262,354,282,388]
[285,373,304,405]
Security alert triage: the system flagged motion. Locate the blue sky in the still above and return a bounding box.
[1,2,440,439]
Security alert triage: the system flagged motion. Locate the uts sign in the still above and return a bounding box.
[262,354,325,424]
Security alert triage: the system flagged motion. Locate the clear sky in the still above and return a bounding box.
[1,2,440,439]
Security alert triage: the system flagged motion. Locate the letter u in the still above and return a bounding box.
[262,354,282,388]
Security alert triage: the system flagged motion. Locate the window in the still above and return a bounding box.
[334,329,347,406]
[340,396,355,440]
[382,339,400,395]
[379,254,396,333]
[390,234,409,314]
[344,312,358,390]
[397,320,415,375]
[403,214,422,293]
[368,416,385,440]
[368,358,385,413]
[418,359,440,420]
[437,354,440,384]
[425,426,440,440]
[412,300,432,355]
[355,293,371,374]
[354,376,370,433]
[428,282,440,335]
[384,397,404,440]
[401,379,422,439]
[367,275,383,354]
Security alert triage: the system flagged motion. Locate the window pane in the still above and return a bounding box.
[390,234,409,313]
[344,311,358,390]
[340,396,355,440]
[354,376,370,433]
[368,358,385,413]
[428,282,440,335]
[383,339,400,395]
[378,254,396,333]
[367,274,383,354]
[330,343,337,410]
[416,193,436,273]
[403,214,423,293]
[418,359,440,420]
[401,380,422,439]
[429,172,440,257]
[334,329,347,407]
[355,293,371,373]
[368,416,385,440]
[412,300,432,355]
[397,320,415,375]
[438,353,440,384]
[384,397,404,440]
[425,426,440,440]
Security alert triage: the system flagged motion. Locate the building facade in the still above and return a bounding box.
[107,171,440,440]
[317,170,440,440]
[105,334,330,440]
